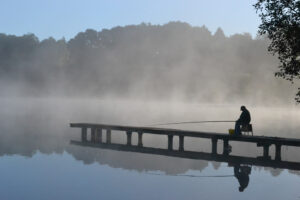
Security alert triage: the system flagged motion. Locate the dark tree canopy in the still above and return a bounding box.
[254,0,300,102]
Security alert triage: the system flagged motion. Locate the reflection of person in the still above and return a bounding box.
[234,164,251,192]
[235,106,251,135]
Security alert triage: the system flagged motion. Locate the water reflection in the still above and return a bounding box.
[70,140,300,171]
[233,164,251,192]
[1,98,300,178]
[70,138,300,192]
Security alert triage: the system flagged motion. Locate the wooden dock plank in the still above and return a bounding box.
[70,123,300,147]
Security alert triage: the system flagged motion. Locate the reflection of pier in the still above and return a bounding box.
[70,141,300,171]
[70,123,300,164]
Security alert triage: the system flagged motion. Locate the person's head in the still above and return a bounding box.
[240,106,246,111]
[239,186,244,192]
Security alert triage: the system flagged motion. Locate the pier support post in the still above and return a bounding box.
[126,131,132,145]
[211,138,218,154]
[138,131,143,147]
[106,129,111,144]
[223,139,229,155]
[96,128,102,143]
[179,135,184,151]
[168,135,173,150]
[91,128,96,142]
[257,143,271,159]
[81,127,87,142]
[262,144,271,159]
[275,144,282,161]
[263,145,270,158]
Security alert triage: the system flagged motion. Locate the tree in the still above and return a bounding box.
[254,0,300,102]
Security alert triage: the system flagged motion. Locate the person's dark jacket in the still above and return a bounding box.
[238,109,251,124]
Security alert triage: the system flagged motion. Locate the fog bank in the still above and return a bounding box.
[0,22,297,104]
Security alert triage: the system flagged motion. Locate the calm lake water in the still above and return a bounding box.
[0,98,299,200]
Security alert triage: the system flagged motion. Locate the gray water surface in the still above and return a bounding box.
[0,98,299,200]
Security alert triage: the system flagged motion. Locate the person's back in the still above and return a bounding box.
[235,106,251,135]
[239,107,251,125]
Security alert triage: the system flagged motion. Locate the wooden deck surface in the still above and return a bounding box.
[70,123,300,146]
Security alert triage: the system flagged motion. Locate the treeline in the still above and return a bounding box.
[0,22,296,103]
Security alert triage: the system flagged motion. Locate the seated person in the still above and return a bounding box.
[235,106,251,135]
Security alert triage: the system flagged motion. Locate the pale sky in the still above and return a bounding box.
[0,0,260,40]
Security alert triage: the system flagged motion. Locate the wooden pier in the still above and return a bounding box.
[70,123,300,161]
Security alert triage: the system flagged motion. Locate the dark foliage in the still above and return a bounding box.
[254,0,300,102]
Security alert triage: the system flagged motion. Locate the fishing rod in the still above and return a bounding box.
[148,120,235,126]
[146,172,234,178]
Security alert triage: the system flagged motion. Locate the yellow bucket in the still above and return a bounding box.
[228,129,235,135]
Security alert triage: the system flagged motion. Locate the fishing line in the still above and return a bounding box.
[146,172,234,178]
[148,120,235,126]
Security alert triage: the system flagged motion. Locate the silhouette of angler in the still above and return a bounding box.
[235,106,251,135]
[234,164,251,192]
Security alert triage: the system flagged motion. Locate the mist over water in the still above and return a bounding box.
[1,98,299,168]
[0,22,298,104]
[0,98,299,199]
